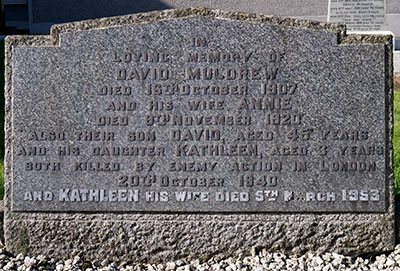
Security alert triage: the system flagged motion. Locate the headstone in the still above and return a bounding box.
[4,7,394,261]
[328,0,386,32]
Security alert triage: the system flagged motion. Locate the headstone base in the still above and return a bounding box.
[5,212,395,262]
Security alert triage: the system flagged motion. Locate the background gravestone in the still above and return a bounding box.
[329,0,386,32]
[4,8,394,261]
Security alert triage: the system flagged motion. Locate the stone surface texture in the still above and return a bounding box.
[4,7,395,262]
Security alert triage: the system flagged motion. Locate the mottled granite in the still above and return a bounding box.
[4,7,394,262]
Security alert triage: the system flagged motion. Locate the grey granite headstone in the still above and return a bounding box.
[4,7,395,262]
[329,0,386,32]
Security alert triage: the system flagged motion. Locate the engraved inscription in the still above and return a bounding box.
[11,17,388,212]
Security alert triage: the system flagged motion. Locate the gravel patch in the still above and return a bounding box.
[1,244,400,270]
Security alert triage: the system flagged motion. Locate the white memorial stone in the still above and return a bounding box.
[329,0,386,32]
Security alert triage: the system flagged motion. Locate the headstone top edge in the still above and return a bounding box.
[5,7,349,48]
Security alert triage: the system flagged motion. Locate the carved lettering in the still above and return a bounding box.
[270,145,308,156]
[117,68,169,81]
[74,161,120,171]
[176,144,258,156]
[58,146,80,156]
[186,51,252,62]
[321,129,369,140]
[187,100,224,110]
[97,116,128,126]
[25,162,61,171]
[145,83,248,96]
[127,130,156,142]
[319,160,376,172]
[231,161,281,172]
[59,189,139,202]
[169,161,217,172]
[112,51,169,63]
[29,131,65,141]
[106,101,136,111]
[17,146,47,156]
[145,191,168,202]
[264,113,301,125]
[215,191,249,202]
[24,191,53,201]
[175,191,209,201]
[238,97,291,110]
[338,145,384,155]
[145,114,251,126]
[92,146,165,156]
[235,131,274,141]
[99,86,132,95]
[170,128,220,141]
[76,131,115,141]
[185,67,278,80]
[160,176,224,187]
